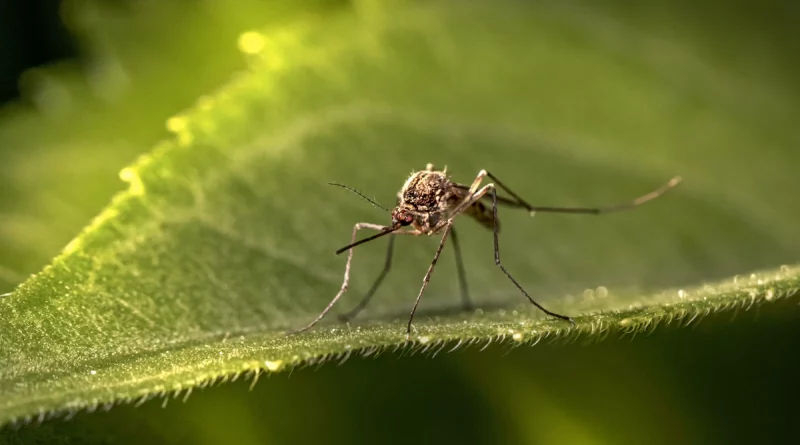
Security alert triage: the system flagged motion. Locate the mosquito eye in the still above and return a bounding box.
[394,212,413,226]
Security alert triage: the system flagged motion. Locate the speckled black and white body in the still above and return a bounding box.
[394,164,495,234]
[292,163,681,340]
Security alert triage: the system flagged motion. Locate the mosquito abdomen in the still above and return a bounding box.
[465,201,497,231]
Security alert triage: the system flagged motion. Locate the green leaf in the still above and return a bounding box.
[2,0,799,426]
[0,0,345,292]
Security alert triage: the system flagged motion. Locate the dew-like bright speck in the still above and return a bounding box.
[118,167,134,182]
[512,332,523,342]
[418,336,431,344]
[678,289,687,299]
[166,116,187,133]
[119,167,144,196]
[90,370,97,375]
[238,31,267,54]
[619,318,633,327]
[264,360,283,371]
[765,289,775,301]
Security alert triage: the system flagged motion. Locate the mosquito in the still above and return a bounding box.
[291,163,681,340]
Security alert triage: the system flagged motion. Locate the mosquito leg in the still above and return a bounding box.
[487,185,575,324]
[406,222,453,340]
[467,170,488,194]
[450,227,473,311]
[289,222,388,334]
[338,235,396,322]
[439,170,488,224]
[483,171,681,215]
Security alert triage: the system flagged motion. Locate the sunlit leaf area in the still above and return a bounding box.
[1,0,798,443]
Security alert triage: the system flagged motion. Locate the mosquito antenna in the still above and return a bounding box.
[327,182,389,212]
[335,226,400,255]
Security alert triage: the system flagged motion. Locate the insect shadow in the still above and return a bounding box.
[291,163,681,341]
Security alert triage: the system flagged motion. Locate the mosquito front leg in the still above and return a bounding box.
[338,235,396,322]
[290,222,388,334]
[406,222,453,340]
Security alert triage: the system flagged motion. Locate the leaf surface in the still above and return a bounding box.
[2,0,799,425]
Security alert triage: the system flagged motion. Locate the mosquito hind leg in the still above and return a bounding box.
[479,184,575,324]
[484,171,681,215]
[338,235,396,322]
[450,227,473,311]
[289,222,388,334]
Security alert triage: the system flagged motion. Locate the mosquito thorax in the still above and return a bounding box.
[398,170,452,213]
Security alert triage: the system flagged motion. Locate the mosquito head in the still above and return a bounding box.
[391,207,414,227]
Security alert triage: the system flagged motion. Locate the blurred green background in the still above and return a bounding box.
[1,0,798,444]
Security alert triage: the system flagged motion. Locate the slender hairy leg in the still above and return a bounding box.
[338,235,396,322]
[450,227,472,311]
[467,170,488,194]
[487,185,574,323]
[406,222,453,340]
[482,172,681,215]
[290,222,389,334]
[435,170,488,230]
[444,181,574,323]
